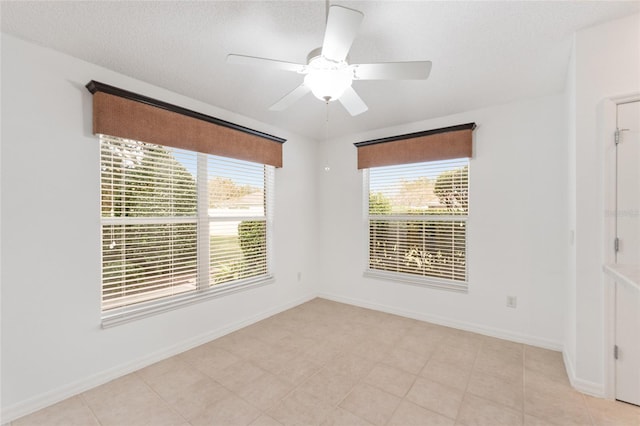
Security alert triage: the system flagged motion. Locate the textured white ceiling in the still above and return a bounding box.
[2,1,639,141]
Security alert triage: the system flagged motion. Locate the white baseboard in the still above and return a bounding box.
[1,293,317,424]
[318,292,563,351]
[563,349,606,397]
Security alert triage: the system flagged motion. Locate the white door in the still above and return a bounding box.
[615,100,640,406]
[616,280,640,405]
[616,100,640,265]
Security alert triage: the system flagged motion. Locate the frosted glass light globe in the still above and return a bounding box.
[304,56,352,102]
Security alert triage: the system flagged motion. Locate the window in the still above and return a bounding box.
[365,158,469,290]
[100,135,273,324]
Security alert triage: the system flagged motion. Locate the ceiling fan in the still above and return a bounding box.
[227,4,432,116]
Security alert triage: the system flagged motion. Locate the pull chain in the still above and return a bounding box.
[324,100,331,172]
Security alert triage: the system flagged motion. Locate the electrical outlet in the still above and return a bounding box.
[507,296,517,308]
[297,272,302,282]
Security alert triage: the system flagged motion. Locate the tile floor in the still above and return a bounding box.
[10,298,640,426]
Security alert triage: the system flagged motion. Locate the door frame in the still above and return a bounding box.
[603,93,640,400]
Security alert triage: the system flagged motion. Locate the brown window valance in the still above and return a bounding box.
[86,81,286,167]
[354,123,476,169]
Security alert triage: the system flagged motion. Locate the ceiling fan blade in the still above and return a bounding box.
[321,5,364,62]
[269,84,311,111]
[227,54,306,73]
[339,86,368,116]
[351,61,432,80]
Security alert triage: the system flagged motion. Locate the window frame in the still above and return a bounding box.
[100,136,274,327]
[363,159,469,293]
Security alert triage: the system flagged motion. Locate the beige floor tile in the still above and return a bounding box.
[584,395,640,426]
[190,393,261,426]
[324,352,375,380]
[276,353,322,385]
[382,346,431,375]
[325,330,363,348]
[237,372,294,411]
[98,401,185,426]
[387,399,455,426]
[249,321,297,342]
[523,414,557,425]
[215,360,267,393]
[396,333,440,357]
[525,369,575,399]
[368,324,408,347]
[81,373,144,401]
[457,393,523,426]
[338,326,373,346]
[178,344,241,379]
[443,330,484,353]
[474,347,524,383]
[481,336,525,356]
[346,337,393,363]
[216,333,275,359]
[467,370,524,411]
[523,345,563,363]
[159,376,230,421]
[524,346,568,385]
[250,343,300,375]
[320,407,375,426]
[421,358,472,391]
[12,396,99,426]
[299,322,336,340]
[267,315,308,334]
[523,371,593,426]
[136,356,190,382]
[138,359,207,402]
[297,368,358,406]
[430,343,478,371]
[363,363,417,397]
[274,335,318,354]
[249,414,284,426]
[82,374,185,426]
[339,383,401,426]
[524,384,591,425]
[301,342,343,366]
[477,339,524,369]
[268,389,333,426]
[411,324,454,343]
[406,377,464,419]
[252,323,294,344]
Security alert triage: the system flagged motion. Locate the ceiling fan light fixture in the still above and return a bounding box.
[228,4,430,116]
[303,55,352,102]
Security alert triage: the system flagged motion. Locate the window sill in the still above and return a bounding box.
[363,269,468,293]
[101,275,274,328]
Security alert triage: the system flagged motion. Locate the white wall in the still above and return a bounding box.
[565,13,640,394]
[318,94,568,349]
[0,34,319,421]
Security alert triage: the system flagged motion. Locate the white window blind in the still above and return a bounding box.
[366,158,469,290]
[100,136,273,325]
[207,156,270,286]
